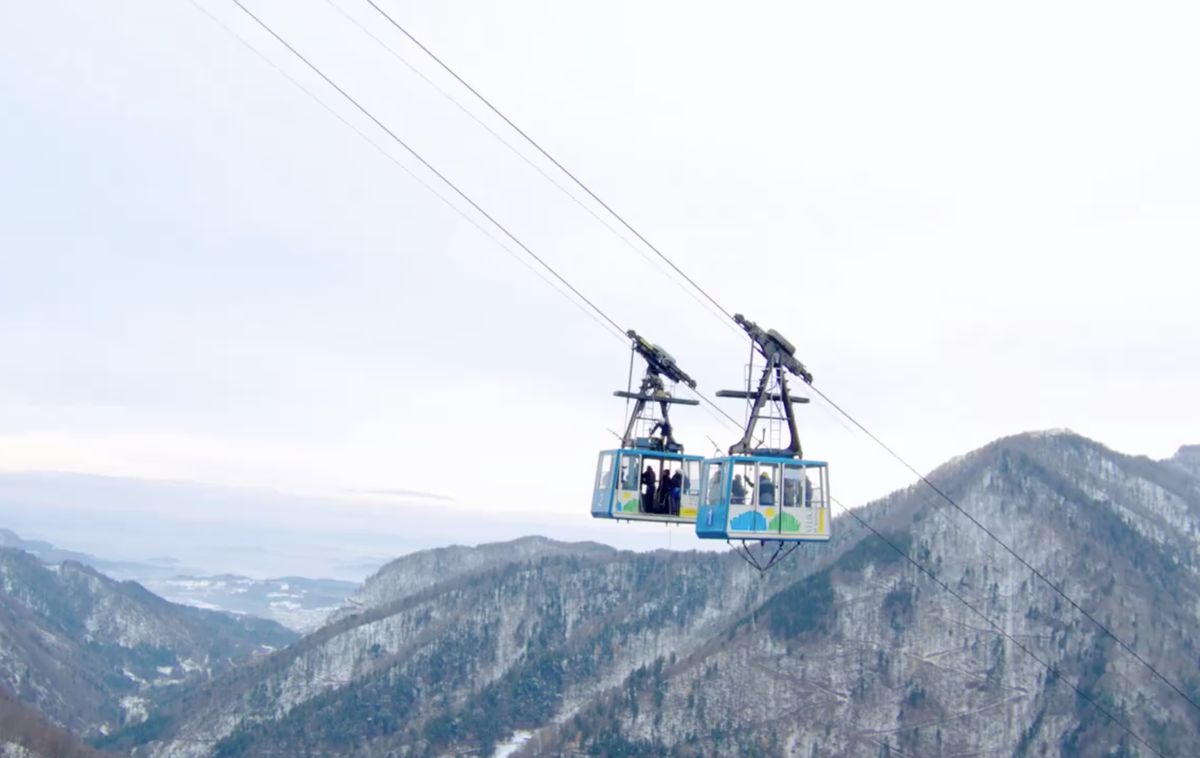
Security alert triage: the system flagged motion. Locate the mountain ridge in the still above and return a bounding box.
[516,429,1200,757]
[0,546,298,738]
[92,432,1002,756]
[0,528,356,632]
[329,535,619,624]
[54,429,1200,756]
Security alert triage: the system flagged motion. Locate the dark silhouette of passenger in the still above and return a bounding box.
[758,472,775,506]
[731,474,747,504]
[654,469,668,513]
[641,465,657,513]
[804,475,813,508]
[669,470,683,514]
[654,469,669,514]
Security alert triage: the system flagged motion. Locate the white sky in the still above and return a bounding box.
[1,0,1197,559]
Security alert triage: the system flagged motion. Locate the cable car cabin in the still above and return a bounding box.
[695,456,831,542]
[591,448,704,524]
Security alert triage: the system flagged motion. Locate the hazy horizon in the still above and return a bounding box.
[0,467,727,580]
[2,426,1191,580]
[3,0,1197,562]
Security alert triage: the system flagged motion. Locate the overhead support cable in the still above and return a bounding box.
[186,0,624,344]
[226,0,628,342]
[324,1,738,338]
[361,0,743,329]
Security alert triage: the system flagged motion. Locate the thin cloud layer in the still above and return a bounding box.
[1,0,1197,560]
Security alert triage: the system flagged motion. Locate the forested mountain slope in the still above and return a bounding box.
[0,549,297,738]
[534,431,1200,757]
[326,536,618,625]
[0,685,114,758]
[102,430,1200,758]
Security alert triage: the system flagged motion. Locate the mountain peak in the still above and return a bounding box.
[1169,443,1200,477]
[1018,426,1081,439]
[904,428,1096,495]
[325,535,618,624]
[1171,443,1200,461]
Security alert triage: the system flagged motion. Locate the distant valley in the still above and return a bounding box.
[0,529,355,633]
[140,575,357,634]
[0,545,297,739]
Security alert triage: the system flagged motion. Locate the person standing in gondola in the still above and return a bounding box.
[669,469,683,514]
[731,473,747,504]
[641,464,657,514]
[758,470,775,506]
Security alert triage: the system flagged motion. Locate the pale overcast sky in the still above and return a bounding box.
[1,0,1197,561]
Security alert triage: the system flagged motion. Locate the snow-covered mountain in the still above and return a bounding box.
[139,575,357,634]
[0,686,112,758]
[0,548,298,739]
[94,430,1200,757]
[1166,443,1200,479]
[326,536,618,625]
[0,530,356,633]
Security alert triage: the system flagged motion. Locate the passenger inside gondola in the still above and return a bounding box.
[651,465,674,514]
[758,470,775,506]
[783,476,798,506]
[668,469,683,514]
[641,465,657,513]
[708,468,722,498]
[782,465,804,507]
[731,474,747,504]
[652,464,666,513]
